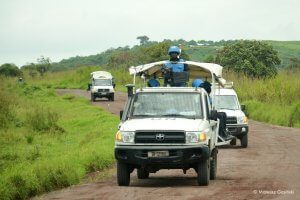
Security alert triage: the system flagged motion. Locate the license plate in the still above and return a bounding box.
[148,151,169,158]
[100,92,106,95]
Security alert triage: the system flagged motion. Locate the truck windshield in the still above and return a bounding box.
[93,79,111,86]
[214,95,239,110]
[130,92,203,119]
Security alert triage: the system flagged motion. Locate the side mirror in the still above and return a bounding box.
[113,83,116,88]
[120,110,124,120]
[209,110,218,121]
[87,83,92,91]
[241,104,246,111]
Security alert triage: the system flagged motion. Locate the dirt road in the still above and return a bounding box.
[42,89,300,200]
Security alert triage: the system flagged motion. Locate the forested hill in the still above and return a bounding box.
[51,40,300,71]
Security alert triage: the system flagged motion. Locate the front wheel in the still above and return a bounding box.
[210,149,217,180]
[110,94,114,101]
[241,134,248,148]
[117,161,130,186]
[91,93,96,102]
[197,159,210,186]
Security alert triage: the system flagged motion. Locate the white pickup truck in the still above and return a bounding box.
[115,61,231,186]
[89,71,115,101]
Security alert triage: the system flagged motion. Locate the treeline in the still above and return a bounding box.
[1,39,300,79]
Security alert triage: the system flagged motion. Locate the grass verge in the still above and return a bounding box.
[0,81,119,200]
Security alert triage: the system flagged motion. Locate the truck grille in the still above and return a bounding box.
[226,116,237,124]
[98,89,109,92]
[135,131,185,144]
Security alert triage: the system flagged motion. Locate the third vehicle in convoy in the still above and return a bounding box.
[88,71,115,102]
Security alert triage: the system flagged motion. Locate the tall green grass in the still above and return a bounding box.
[0,78,17,129]
[0,80,119,200]
[23,66,132,92]
[224,70,300,128]
[22,66,300,128]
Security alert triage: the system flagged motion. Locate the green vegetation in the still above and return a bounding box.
[36,40,300,71]
[1,38,299,199]
[265,41,300,67]
[224,70,300,128]
[216,40,280,78]
[22,66,131,92]
[0,63,22,77]
[0,79,119,200]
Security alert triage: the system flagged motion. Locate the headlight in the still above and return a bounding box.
[237,116,248,124]
[186,132,198,143]
[186,131,207,143]
[115,131,135,143]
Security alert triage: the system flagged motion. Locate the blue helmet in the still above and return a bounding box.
[192,79,204,87]
[168,46,181,55]
[147,79,160,87]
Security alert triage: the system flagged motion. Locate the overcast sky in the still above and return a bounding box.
[0,0,299,66]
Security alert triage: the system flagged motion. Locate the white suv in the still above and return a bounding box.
[214,87,249,148]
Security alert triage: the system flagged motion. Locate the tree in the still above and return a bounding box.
[0,63,22,77]
[216,40,281,78]
[137,35,150,45]
[36,56,51,76]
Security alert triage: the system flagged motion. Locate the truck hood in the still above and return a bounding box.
[120,118,206,132]
[218,109,245,118]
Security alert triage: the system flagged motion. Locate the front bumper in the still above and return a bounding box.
[114,145,210,169]
[92,92,113,98]
[227,124,248,136]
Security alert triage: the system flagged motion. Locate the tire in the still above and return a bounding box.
[137,168,149,179]
[91,94,96,102]
[230,138,237,145]
[111,94,114,101]
[117,161,130,186]
[210,149,217,180]
[241,134,248,148]
[197,159,210,186]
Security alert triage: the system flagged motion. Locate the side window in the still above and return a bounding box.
[204,94,210,119]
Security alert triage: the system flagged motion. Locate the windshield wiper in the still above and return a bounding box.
[132,114,155,118]
[161,114,197,119]
[162,114,185,117]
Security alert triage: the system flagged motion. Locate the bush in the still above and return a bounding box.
[0,63,22,77]
[26,106,64,133]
